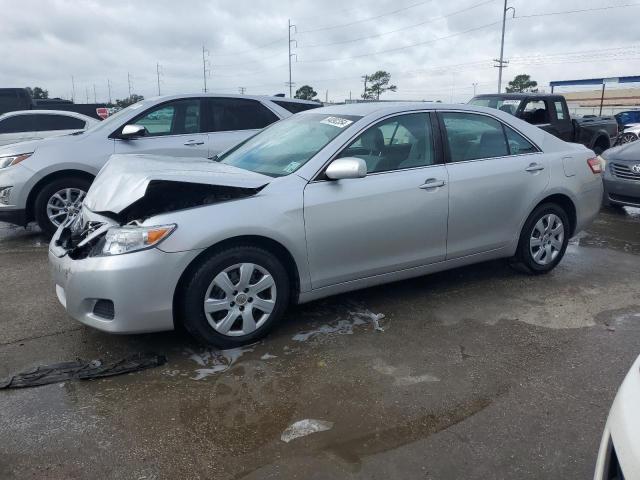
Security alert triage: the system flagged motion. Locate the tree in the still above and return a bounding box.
[114,94,144,109]
[25,87,49,99]
[505,74,538,93]
[362,71,397,100]
[294,85,318,101]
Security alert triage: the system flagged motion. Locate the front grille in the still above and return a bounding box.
[93,299,115,320]
[611,162,640,181]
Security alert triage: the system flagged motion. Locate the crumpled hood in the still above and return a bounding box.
[84,154,271,214]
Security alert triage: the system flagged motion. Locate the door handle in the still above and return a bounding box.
[418,178,446,189]
[525,163,545,173]
[184,139,205,146]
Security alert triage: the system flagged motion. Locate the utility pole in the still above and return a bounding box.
[156,62,162,96]
[287,20,297,98]
[202,45,210,93]
[85,87,89,104]
[238,87,246,94]
[325,90,328,104]
[71,75,76,103]
[93,84,97,103]
[107,79,112,104]
[361,75,368,100]
[127,72,133,100]
[472,82,478,96]
[494,0,515,93]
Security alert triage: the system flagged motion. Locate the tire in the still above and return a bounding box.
[33,176,91,236]
[617,132,638,145]
[179,246,290,348]
[510,203,570,275]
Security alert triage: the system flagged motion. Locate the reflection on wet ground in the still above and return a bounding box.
[0,207,639,479]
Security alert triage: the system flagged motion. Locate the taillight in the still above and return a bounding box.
[587,157,603,174]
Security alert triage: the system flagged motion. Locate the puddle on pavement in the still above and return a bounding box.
[574,207,640,255]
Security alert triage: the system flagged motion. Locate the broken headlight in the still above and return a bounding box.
[101,224,176,256]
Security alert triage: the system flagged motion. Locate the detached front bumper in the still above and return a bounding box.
[594,355,640,480]
[49,236,202,334]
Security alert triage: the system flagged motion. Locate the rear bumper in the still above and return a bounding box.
[49,241,202,334]
[574,181,603,235]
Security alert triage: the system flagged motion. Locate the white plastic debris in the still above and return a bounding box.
[185,345,255,380]
[260,353,278,360]
[280,419,334,443]
[292,308,387,342]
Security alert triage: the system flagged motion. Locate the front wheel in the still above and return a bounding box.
[179,246,290,348]
[33,176,91,237]
[511,203,570,275]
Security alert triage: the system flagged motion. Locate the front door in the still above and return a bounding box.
[114,98,208,157]
[304,112,449,289]
[439,111,550,259]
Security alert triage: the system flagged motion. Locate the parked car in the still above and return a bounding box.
[49,102,603,347]
[0,110,97,146]
[615,110,640,145]
[0,87,109,120]
[0,94,321,234]
[600,140,640,208]
[469,93,618,154]
[593,354,640,480]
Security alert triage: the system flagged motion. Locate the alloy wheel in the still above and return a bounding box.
[203,263,277,336]
[529,213,564,266]
[619,132,638,144]
[46,188,86,227]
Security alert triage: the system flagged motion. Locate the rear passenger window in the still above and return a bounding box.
[521,100,549,125]
[554,101,566,120]
[207,98,279,132]
[504,126,538,155]
[441,112,508,162]
[34,114,86,131]
[0,115,35,133]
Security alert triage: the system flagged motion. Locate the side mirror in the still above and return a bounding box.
[325,157,367,180]
[120,124,147,139]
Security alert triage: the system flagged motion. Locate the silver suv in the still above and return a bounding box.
[0,94,320,234]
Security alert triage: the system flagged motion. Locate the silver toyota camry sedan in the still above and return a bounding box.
[49,102,603,347]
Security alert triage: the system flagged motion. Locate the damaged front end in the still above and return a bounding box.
[52,154,271,259]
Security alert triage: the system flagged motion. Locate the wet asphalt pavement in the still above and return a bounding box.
[1,208,639,479]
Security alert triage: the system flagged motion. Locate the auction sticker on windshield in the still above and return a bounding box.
[320,116,354,128]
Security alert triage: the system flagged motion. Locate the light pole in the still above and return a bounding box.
[472,82,478,96]
[495,0,515,93]
[287,20,297,98]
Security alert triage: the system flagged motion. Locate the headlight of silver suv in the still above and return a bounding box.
[101,224,176,256]
[0,152,33,169]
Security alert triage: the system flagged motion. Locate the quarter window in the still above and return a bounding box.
[207,98,279,132]
[441,112,508,162]
[504,126,537,155]
[336,113,436,173]
[133,99,201,137]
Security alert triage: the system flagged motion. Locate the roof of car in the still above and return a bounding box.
[143,93,320,105]
[0,109,97,121]
[472,93,561,99]
[299,101,499,117]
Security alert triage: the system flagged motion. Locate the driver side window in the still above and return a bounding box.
[134,99,201,137]
[337,113,435,174]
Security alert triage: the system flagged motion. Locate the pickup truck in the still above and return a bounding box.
[469,93,618,154]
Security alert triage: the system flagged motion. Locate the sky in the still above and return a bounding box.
[2,0,640,103]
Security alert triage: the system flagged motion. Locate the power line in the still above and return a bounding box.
[513,2,640,19]
[298,0,496,49]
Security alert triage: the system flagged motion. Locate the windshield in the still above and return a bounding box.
[219,113,362,177]
[469,97,522,116]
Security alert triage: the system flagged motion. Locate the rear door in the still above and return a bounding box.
[0,114,37,145]
[114,98,208,157]
[438,111,549,259]
[205,98,280,157]
[304,112,449,289]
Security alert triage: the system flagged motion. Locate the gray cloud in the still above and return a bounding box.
[1,0,639,103]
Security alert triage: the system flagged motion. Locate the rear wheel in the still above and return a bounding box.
[511,203,570,275]
[618,132,638,145]
[179,246,290,348]
[33,176,90,237]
